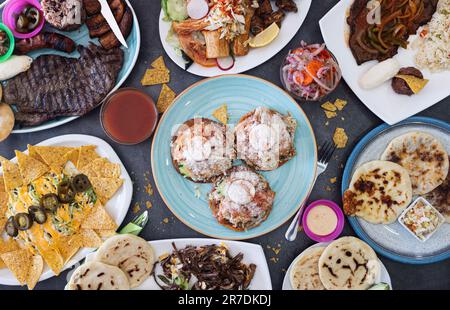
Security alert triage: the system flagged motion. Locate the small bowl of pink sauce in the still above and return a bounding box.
[302,200,344,242]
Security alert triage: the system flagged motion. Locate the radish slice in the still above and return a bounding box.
[216,56,235,71]
[187,0,209,20]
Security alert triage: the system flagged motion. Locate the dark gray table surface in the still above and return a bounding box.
[0,0,449,290]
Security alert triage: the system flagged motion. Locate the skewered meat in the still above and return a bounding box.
[15,32,77,54]
[99,6,133,49]
[275,0,298,12]
[41,0,86,31]
[3,44,123,126]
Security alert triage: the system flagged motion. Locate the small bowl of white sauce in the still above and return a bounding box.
[302,200,344,242]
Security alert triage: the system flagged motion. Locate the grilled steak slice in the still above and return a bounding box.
[348,0,438,65]
[84,0,101,16]
[3,44,123,126]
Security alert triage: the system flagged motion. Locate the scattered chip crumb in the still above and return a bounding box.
[157,84,176,113]
[333,127,348,149]
[324,110,337,119]
[145,201,152,209]
[162,217,169,224]
[321,101,337,112]
[145,183,153,196]
[132,202,140,214]
[272,247,281,255]
[334,99,347,111]
[325,121,329,126]
[330,177,337,184]
[269,257,279,263]
[326,186,332,192]
[341,117,345,121]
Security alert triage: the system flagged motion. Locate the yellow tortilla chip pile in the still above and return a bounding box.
[0,144,124,289]
[333,127,349,149]
[321,99,348,119]
[212,104,229,125]
[141,56,170,86]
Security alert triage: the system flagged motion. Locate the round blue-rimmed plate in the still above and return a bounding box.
[342,116,450,264]
[0,0,141,133]
[151,75,317,240]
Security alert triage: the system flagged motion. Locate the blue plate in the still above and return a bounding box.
[342,116,450,264]
[151,75,317,240]
[0,0,140,133]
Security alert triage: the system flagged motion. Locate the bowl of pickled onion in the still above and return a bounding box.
[280,42,341,101]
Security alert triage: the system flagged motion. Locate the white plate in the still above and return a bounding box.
[319,0,450,125]
[80,238,272,290]
[282,242,392,290]
[10,0,141,134]
[0,134,133,286]
[159,0,312,77]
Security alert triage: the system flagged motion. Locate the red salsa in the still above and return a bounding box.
[101,88,158,144]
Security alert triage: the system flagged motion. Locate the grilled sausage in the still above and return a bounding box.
[15,32,77,54]
[99,7,133,49]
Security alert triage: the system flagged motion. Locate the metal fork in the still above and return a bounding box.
[284,141,337,241]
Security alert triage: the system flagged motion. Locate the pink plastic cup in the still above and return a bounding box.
[2,0,44,39]
[302,199,345,242]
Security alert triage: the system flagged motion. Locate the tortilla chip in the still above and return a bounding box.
[82,203,117,230]
[90,177,123,204]
[77,146,100,170]
[157,84,176,113]
[395,75,429,94]
[15,151,49,184]
[0,176,5,192]
[151,56,168,71]
[64,149,80,169]
[33,146,73,174]
[0,238,17,268]
[1,249,31,285]
[80,158,121,179]
[333,127,348,149]
[95,229,117,239]
[334,99,347,111]
[324,110,337,119]
[321,101,337,112]
[26,255,43,290]
[79,229,102,248]
[0,192,9,234]
[141,68,170,86]
[36,246,64,275]
[212,104,228,125]
[58,235,81,264]
[0,158,23,191]
[27,145,45,163]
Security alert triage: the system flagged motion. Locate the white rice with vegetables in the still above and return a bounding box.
[413,0,450,72]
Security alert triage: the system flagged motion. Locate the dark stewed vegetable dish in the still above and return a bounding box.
[0,30,10,57]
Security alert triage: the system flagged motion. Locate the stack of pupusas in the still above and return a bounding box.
[290,237,381,290]
[343,131,449,224]
[171,107,297,231]
[0,144,124,289]
[66,234,154,290]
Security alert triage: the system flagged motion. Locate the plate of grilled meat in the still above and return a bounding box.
[159,0,312,77]
[0,0,140,133]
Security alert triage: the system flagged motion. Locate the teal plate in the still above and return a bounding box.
[151,75,317,240]
[0,0,140,133]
